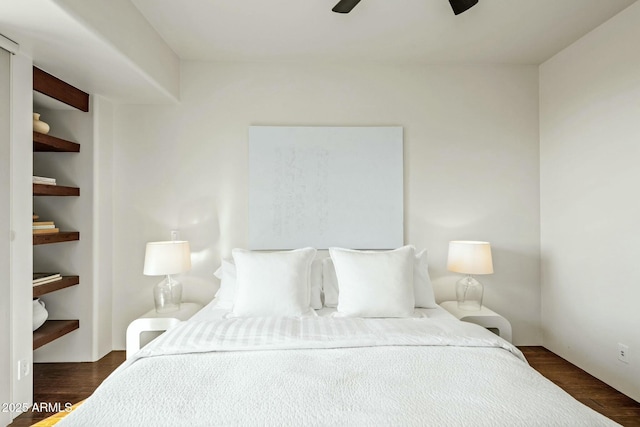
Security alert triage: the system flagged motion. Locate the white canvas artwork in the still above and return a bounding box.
[249,126,403,249]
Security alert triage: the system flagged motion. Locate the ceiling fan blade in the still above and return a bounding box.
[449,0,479,15]
[332,0,362,14]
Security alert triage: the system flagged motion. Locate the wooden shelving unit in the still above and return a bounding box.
[33,67,89,112]
[33,231,80,246]
[33,276,79,298]
[31,66,87,353]
[33,320,80,350]
[33,183,80,196]
[33,132,80,153]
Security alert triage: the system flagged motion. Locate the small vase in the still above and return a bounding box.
[33,113,50,135]
[33,298,49,331]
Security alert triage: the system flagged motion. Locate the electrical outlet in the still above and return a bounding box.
[170,230,179,241]
[17,359,30,380]
[618,343,629,364]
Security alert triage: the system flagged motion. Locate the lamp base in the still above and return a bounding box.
[154,275,182,313]
[456,275,483,311]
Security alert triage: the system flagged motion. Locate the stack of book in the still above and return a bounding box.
[33,273,62,287]
[33,214,60,234]
[33,176,57,186]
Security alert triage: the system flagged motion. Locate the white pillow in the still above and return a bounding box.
[322,258,339,307]
[414,249,437,308]
[214,257,324,310]
[230,247,317,317]
[309,258,323,309]
[322,248,436,309]
[213,258,237,308]
[329,246,415,317]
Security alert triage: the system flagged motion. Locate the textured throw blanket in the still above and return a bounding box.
[58,316,618,427]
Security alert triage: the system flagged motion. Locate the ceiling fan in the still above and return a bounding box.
[332,0,479,15]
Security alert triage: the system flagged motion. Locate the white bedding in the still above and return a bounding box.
[58,312,618,426]
[191,301,457,322]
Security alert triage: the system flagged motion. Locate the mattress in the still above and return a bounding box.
[56,303,617,427]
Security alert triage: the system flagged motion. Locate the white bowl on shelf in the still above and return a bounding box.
[33,298,49,331]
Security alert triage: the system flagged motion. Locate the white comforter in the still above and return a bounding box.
[58,316,617,426]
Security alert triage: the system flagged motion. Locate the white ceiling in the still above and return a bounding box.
[0,0,179,104]
[0,0,635,104]
[131,0,636,64]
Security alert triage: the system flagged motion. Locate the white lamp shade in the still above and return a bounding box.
[143,241,192,276]
[447,241,493,275]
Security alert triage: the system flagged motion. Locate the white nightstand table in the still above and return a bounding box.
[126,302,203,359]
[440,301,512,343]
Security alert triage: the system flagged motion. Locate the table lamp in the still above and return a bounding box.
[447,241,493,311]
[143,241,191,313]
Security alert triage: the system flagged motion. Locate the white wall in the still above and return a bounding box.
[540,1,640,401]
[112,62,541,348]
[0,45,12,427]
[10,52,33,417]
[92,95,114,359]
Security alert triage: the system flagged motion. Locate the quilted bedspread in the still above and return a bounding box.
[57,316,618,426]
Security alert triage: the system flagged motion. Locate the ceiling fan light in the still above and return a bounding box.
[449,0,479,15]
[332,0,362,14]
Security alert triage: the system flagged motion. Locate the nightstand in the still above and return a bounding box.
[440,301,512,343]
[126,302,203,359]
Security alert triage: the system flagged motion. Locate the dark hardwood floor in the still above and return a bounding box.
[9,347,640,426]
[9,351,125,427]
[520,346,640,427]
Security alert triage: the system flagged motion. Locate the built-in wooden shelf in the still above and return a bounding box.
[33,231,79,246]
[33,183,80,196]
[33,132,80,153]
[30,66,87,359]
[33,320,80,350]
[33,276,79,298]
[33,67,89,112]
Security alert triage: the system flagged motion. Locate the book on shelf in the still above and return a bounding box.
[33,176,57,185]
[33,175,56,183]
[33,273,62,286]
[33,224,56,230]
[33,228,60,235]
[33,221,55,226]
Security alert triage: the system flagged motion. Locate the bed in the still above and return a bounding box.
[57,246,618,426]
